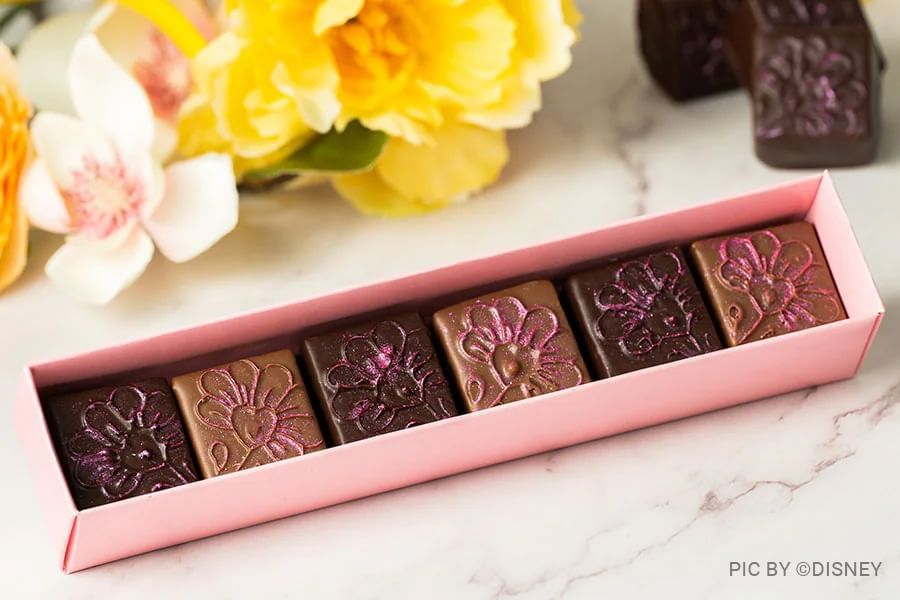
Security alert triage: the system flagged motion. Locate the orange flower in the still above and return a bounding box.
[0,42,30,293]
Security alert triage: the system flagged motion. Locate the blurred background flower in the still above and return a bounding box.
[0,41,30,293]
[2,0,579,301]
[179,0,582,215]
[20,35,238,303]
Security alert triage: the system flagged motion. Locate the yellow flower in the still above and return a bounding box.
[178,31,332,177]
[221,0,580,144]
[333,122,508,216]
[0,43,30,293]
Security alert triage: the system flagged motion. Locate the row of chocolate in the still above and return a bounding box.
[46,221,846,509]
[639,0,884,168]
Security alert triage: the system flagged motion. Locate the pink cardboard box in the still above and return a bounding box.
[16,173,883,573]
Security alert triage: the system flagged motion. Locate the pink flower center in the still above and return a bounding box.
[133,29,192,123]
[65,154,145,239]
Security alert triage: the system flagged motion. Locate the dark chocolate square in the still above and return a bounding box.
[45,378,198,509]
[565,247,722,378]
[433,280,590,411]
[725,0,882,167]
[639,0,741,101]
[689,222,847,346]
[172,350,326,478]
[302,313,458,445]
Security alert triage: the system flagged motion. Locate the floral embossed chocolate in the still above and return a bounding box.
[755,36,867,140]
[639,0,741,101]
[690,222,846,346]
[45,378,198,509]
[172,350,325,478]
[433,280,589,411]
[302,314,457,444]
[566,248,722,377]
[724,0,882,167]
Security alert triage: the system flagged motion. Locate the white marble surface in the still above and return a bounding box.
[4,2,900,598]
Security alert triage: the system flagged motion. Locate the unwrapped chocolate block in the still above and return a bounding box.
[302,313,458,445]
[565,247,723,378]
[638,0,742,101]
[689,222,846,346]
[172,350,325,478]
[433,280,589,412]
[725,0,883,167]
[45,379,198,509]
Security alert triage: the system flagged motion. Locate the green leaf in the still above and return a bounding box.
[245,121,388,181]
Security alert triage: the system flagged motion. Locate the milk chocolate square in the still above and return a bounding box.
[638,0,741,101]
[302,313,457,445]
[690,222,847,346]
[433,280,589,412]
[172,350,325,478]
[565,247,723,378]
[45,378,198,509]
[725,0,883,167]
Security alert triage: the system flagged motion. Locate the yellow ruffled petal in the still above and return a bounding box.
[332,170,450,217]
[333,121,508,216]
[178,32,318,177]
[0,199,28,292]
[0,43,31,293]
[460,0,579,129]
[314,0,364,35]
[562,0,583,39]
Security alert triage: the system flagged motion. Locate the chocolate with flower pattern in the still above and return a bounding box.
[690,222,847,346]
[172,350,326,478]
[302,313,458,445]
[433,280,590,412]
[45,378,198,509]
[565,247,723,378]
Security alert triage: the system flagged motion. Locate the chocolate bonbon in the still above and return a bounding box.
[725,0,883,167]
[171,350,325,478]
[638,0,741,101]
[433,280,589,411]
[689,222,846,346]
[302,313,458,444]
[565,247,723,378]
[45,378,198,509]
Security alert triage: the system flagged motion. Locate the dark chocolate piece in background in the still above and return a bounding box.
[172,350,325,478]
[45,378,198,509]
[725,0,883,167]
[638,0,742,101]
[302,313,457,445]
[565,247,722,378]
[433,280,589,412]
[690,222,847,346]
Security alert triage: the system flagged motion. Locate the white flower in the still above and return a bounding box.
[20,35,238,304]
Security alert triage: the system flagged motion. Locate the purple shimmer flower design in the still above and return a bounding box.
[67,385,196,500]
[196,360,323,471]
[327,321,453,434]
[758,0,863,27]
[459,297,583,408]
[716,230,842,342]
[755,35,867,139]
[595,251,706,360]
